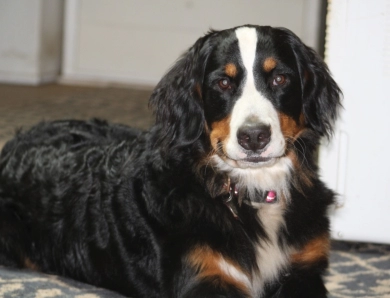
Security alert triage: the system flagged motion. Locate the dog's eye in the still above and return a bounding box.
[272,75,287,86]
[218,78,232,90]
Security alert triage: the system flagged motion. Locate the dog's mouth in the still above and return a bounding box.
[213,140,283,169]
[242,155,272,163]
[218,153,280,169]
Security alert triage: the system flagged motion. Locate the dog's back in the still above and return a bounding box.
[0,119,163,296]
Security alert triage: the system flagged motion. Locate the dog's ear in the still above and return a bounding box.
[278,28,342,138]
[149,32,216,152]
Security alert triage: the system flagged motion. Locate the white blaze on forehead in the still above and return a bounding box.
[223,27,285,162]
[235,27,257,84]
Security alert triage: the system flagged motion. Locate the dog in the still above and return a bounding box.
[0,25,341,297]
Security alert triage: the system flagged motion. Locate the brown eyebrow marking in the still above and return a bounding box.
[225,63,238,77]
[263,57,277,72]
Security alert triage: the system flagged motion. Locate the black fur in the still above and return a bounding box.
[0,25,341,297]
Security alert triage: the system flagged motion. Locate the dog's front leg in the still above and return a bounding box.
[271,267,328,298]
[180,278,252,298]
[173,245,252,298]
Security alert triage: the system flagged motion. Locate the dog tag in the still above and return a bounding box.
[265,190,277,203]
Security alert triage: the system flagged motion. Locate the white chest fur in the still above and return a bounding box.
[213,156,293,296]
[251,202,291,296]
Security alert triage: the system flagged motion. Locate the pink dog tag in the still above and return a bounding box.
[266,190,276,203]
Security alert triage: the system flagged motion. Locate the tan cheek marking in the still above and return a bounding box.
[263,57,277,72]
[291,233,330,266]
[210,116,231,151]
[187,246,250,295]
[225,63,237,77]
[287,150,313,188]
[278,112,305,139]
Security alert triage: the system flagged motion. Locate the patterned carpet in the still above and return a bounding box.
[327,242,390,297]
[0,83,389,297]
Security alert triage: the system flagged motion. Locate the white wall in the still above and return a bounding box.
[62,0,325,87]
[321,0,390,244]
[0,0,64,85]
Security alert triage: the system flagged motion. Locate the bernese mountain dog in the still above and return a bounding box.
[0,25,341,297]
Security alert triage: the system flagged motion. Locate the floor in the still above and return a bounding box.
[0,83,154,148]
[0,83,389,297]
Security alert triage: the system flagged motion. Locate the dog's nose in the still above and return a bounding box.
[237,123,271,151]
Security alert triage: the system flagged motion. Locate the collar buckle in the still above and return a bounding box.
[222,178,239,219]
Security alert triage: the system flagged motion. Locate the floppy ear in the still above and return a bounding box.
[300,46,342,138]
[280,29,342,138]
[149,32,216,152]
